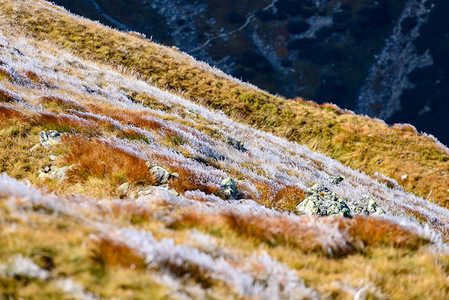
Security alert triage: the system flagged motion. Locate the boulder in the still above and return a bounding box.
[39,130,62,148]
[348,195,386,215]
[297,183,351,217]
[220,177,237,199]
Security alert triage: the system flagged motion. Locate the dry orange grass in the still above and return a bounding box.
[39,95,87,111]
[168,165,221,195]
[111,202,153,224]
[90,237,146,270]
[339,216,430,250]
[21,69,48,85]
[62,135,157,185]
[0,104,29,122]
[172,211,430,256]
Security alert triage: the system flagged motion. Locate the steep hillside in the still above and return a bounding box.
[2,0,449,206]
[1,0,449,298]
[50,0,449,146]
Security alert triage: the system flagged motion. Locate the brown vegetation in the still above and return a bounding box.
[39,96,87,111]
[62,135,157,185]
[90,237,146,270]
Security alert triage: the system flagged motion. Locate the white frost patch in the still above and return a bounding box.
[0,255,49,280]
[55,278,98,300]
[111,228,319,299]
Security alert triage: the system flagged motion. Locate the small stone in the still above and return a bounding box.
[118,182,130,196]
[226,137,247,152]
[137,187,156,197]
[330,175,345,185]
[39,130,62,148]
[146,163,178,185]
[49,155,57,161]
[185,108,199,115]
[38,165,72,181]
[220,177,237,199]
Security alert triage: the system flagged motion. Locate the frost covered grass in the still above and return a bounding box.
[0,0,449,298]
[2,0,449,207]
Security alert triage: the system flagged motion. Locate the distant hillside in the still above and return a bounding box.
[51,0,449,145]
[1,0,449,298]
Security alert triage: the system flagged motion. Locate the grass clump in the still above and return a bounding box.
[62,135,157,186]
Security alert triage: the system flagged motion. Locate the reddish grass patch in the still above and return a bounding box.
[0,104,29,122]
[0,87,21,102]
[39,96,87,111]
[0,66,13,81]
[90,237,146,270]
[168,165,221,196]
[22,70,48,85]
[339,216,429,250]
[63,135,157,185]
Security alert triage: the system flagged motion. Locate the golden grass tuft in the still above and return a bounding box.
[339,216,430,250]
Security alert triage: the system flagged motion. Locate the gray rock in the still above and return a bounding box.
[349,195,386,215]
[49,155,57,161]
[226,137,247,152]
[39,130,62,148]
[137,186,156,197]
[297,184,351,217]
[330,175,345,185]
[146,163,178,185]
[220,177,237,199]
[38,165,73,181]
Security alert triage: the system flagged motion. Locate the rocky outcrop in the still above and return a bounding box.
[348,194,386,215]
[297,184,351,217]
[297,183,385,217]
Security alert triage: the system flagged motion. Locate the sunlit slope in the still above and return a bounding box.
[1,1,449,298]
[2,0,448,207]
[1,0,448,205]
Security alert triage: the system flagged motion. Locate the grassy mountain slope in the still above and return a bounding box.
[2,0,448,206]
[0,0,449,298]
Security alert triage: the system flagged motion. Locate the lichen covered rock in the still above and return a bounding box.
[297,184,351,217]
[349,194,386,215]
[220,177,237,199]
[146,162,179,185]
[39,130,62,148]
